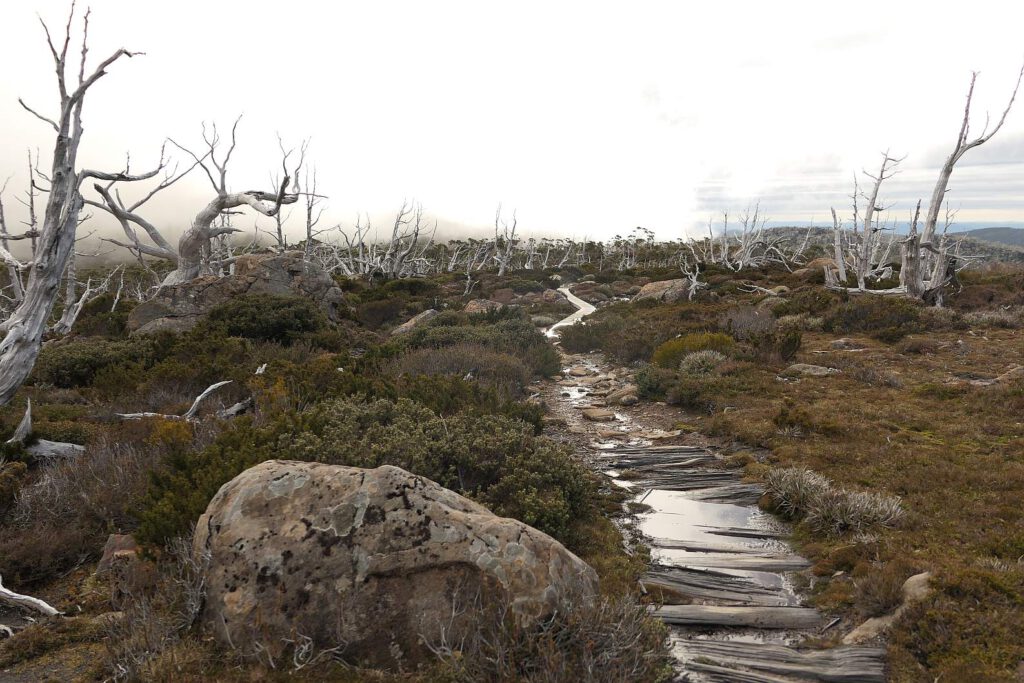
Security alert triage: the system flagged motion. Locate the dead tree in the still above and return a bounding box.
[89,118,301,284]
[0,5,151,407]
[905,64,1023,301]
[493,204,518,276]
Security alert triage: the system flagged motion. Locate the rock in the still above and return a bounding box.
[606,384,639,405]
[843,572,932,644]
[619,394,639,406]
[581,408,616,422]
[632,279,691,304]
[195,461,597,669]
[970,364,1024,387]
[390,309,439,335]
[490,288,516,304]
[783,363,840,377]
[567,366,591,377]
[97,534,140,574]
[830,338,866,350]
[771,286,790,295]
[464,299,503,315]
[128,252,346,335]
[597,430,626,439]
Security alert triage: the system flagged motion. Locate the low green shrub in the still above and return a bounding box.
[635,364,676,401]
[823,296,923,342]
[651,333,734,368]
[32,336,163,388]
[139,397,589,546]
[391,343,531,397]
[201,294,328,344]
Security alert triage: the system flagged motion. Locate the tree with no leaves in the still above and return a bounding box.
[0,4,153,407]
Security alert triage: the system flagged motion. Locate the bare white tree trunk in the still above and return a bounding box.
[1,7,145,407]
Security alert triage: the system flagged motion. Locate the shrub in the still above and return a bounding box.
[823,296,923,342]
[764,467,904,537]
[961,306,1024,329]
[391,343,531,397]
[635,364,675,400]
[719,306,776,341]
[651,333,734,368]
[772,288,841,317]
[896,337,941,355]
[32,336,162,388]
[407,318,559,377]
[356,297,407,329]
[778,329,802,361]
[202,294,327,344]
[678,350,727,376]
[667,377,715,413]
[434,592,672,683]
[139,397,593,546]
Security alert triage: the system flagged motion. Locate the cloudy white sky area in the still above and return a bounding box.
[1,0,1022,249]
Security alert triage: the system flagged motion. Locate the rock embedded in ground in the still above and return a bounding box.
[783,363,840,377]
[843,572,933,644]
[830,338,866,350]
[582,407,617,422]
[390,309,439,335]
[632,278,692,304]
[567,366,591,377]
[606,384,640,405]
[128,252,346,335]
[194,461,597,669]
[463,298,503,315]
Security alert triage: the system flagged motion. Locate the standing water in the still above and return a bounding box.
[543,287,886,683]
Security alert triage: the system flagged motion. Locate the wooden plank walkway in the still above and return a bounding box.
[594,442,887,682]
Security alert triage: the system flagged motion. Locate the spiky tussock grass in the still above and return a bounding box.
[765,467,904,536]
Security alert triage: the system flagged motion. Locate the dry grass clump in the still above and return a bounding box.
[429,591,672,683]
[962,306,1024,329]
[677,350,727,376]
[719,305,776,340]
[765,467,904,536]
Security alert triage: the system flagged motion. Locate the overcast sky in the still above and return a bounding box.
[1,0,1022,248]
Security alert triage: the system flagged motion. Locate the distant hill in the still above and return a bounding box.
[961,227,1024,248]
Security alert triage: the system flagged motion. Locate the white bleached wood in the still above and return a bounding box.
[0,574,60,616]
[117,380,232,421]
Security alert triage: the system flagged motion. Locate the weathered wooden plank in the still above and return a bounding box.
[700,525,787,540]
[680,639,887,683]
[689,483,764,505]
[686,661,794,683]
[653,605,823,629]
[673,553,811,572]
[643,565,790,606]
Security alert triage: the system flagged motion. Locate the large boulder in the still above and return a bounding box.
[194,461,597,669]
[128,252,345,335]
[632,279,691,303]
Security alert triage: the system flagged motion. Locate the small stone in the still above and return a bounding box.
[619,394,639,406]
[582,408,616,422]
[830,338,866,350]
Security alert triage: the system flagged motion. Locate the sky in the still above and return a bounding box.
[0,0,1022,251]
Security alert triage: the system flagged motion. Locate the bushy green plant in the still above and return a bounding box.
[823,296,923,342]
[407,318,559,377]
[651,333,734,368]
[635,364,675,400]
[32,336,164,388]
[201,293,328,344]
[139,396,589,545]
[391,343,531,397]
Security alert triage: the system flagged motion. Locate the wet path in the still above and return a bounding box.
[541,296,886,683]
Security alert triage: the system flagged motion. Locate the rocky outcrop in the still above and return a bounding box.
[632,279,691,303]
[843,572,932,644]
[128,252,346,335]
[463,299,503,315]
[391,309,439,335]
[606,384,639,406]
[194,461,597,669]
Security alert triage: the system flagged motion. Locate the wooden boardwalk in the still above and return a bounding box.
[597,442,886,683]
